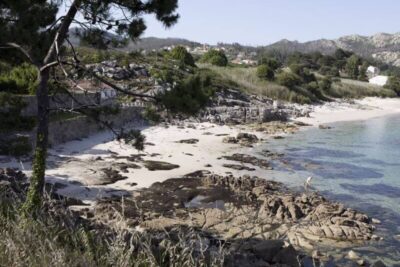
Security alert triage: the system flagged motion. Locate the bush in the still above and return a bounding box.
[256,64,274,81]
[0,63,37,94]
[200,50,228,66]
[319,66,339,77]
[385,76,400,96]
[289,64,316,83]
[258,57,280,70]
[319,77,333,91]
[276,72,302,88]
[161,74,214,114]
[169,46,195,67]
[2,136,32,157]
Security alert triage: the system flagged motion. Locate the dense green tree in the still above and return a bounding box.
[200,50,228,66]
[161,74,214,114]
[289,64,316,83]
[256,64,275,81]
[276,72,302,88]
[345,55,361,79]
[358,62,368,81]
[169,46,195,67]
[0,0,179,213]
[258,57,280,71]
[334,48,352,60]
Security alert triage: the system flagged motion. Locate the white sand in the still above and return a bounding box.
[3,97,400,204]
[19,123,264,204]
[296,97,400,125]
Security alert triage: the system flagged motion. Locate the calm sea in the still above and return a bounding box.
[258,114,400,264]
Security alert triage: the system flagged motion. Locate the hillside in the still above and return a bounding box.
[263,32,400,66]
[69,28,400,67]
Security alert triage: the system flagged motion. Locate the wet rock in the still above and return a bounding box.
[99,168,128,185]
[222,164,256,171]
[236,133,259,144]
[222,136,238,144]
[294,121,312,126]
[143,160,180,171]
[319,125,332,130]
[176,139,199,144]
[223,154,271,169]
[273,135,284,139]
[115,162,141,173]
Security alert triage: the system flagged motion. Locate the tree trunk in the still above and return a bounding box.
[21,0,82,214]
[22,69,50,213]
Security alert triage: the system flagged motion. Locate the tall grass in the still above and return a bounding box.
[0,195,226,267]
[328,79,397,99]
[199,64,397,103]
[201,64,297,100]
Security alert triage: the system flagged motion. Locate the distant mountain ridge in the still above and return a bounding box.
[68,27,400,66]
[265,32,400,66]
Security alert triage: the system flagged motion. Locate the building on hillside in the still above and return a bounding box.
[369,75,388,86]
[231,58,257,66]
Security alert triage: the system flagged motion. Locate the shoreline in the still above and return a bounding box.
[3,97,400,204]
[2,96,399,265]
[296,97,400,126]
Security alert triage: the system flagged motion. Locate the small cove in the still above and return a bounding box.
[258,114,400,264]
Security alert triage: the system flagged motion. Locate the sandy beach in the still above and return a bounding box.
[297,97,400,125]
[3,97,400,205]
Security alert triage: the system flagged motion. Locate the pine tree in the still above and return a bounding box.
[0,0,179,214]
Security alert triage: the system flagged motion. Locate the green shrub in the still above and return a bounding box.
[319,66,339,77]
[0,93,36,133]
[276,72,302,88]
[289,64,316,83]
[384,76,400,96]
[200,49,228,66]
[256,64,274,81]
[161,74,214,114]
[169,46,195,67]
[0,63,37,94]
[258,57,280,70]
[319,77,332,91]
[345,55,361,79]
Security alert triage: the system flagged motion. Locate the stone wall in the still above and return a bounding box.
[30,106,145,147]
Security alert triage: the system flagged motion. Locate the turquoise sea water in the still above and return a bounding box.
[259,115,400,264]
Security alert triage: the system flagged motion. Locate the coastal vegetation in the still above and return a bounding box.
[1,2,400,266]
[199,49,229,66]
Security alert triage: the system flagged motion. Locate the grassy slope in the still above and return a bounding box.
[199,64,397,103]
[329,78,396,98]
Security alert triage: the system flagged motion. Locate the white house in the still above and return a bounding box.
[369,75,388,86]
[366,66,380,78]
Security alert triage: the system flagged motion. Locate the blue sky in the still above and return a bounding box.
[142,0,400,45]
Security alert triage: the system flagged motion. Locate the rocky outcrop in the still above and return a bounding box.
[93,173,376,265]
[198,89,311,124]
[85,60,150,81]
